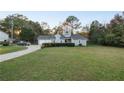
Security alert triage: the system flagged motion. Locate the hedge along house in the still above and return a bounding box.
[37,23,88,46]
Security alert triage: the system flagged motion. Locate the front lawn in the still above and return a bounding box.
[0,45,27,54]
[0,45,124,80]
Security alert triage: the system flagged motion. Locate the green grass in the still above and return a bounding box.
[0,45,27,54]
[0,45,124,80]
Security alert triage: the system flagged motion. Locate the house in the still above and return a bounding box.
[37,24,88,46]
[0,30,9,42]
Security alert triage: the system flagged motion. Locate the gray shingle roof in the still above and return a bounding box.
[60,35,65,39]
[37,35,55,40]
[37,34,87,40]
[71,34,87,40]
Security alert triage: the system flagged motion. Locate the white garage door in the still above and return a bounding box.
[38,40,52,45]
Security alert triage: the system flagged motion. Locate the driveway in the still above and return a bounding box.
[0,45,41,62]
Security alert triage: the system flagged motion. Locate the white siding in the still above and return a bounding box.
[81,40,87,46]
[55,34,61,43]
[0,31,9,42]
[61,40,65,43]
[38,39,53,45]
[63,25,72,37]
[72,39,87,46]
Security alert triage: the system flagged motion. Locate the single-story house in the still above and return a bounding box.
[37,24,88,46]
[37,23,88,46]
[37,34,87,46]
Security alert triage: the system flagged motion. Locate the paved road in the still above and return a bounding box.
[0,45,41,62]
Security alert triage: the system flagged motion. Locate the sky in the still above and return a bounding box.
[0,11,122,28]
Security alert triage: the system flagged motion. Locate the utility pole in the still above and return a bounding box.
[10,17,14,43]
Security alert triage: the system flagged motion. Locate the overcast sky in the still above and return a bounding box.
[0,11,122,28]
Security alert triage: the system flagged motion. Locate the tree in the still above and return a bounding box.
[104,32,115,45]
[108,13,124,46]
[20,28,35,42]
[89,12,124,47]
[53,25,63,35]
[66,16,81,33]
[0,13,44,43]
[0,14,28,38]
[40,22,51,35]
[89,20,105,43]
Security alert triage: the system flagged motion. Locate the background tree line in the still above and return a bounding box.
[0,14,83,44]
[89,12,124,47]
[1,13,123,47]
[0,14,50,43]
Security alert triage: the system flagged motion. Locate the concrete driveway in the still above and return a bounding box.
[0,45,41,62]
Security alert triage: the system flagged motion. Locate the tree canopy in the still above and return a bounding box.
[0,12,124,47]
[0,14,45,43]
[89,12,124,47]
[66,16,81,31]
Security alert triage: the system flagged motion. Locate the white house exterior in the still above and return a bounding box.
[38,35,55,46]
[37,24,88,46]
[0,30,9,42]
[71,34,87,46]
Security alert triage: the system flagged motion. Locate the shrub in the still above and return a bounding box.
[79,44,82,46]
[41,44,45,49]
[42,43,75,48]
[3,40,9,46]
